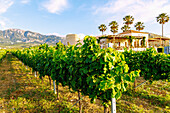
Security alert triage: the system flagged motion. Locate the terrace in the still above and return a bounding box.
[97,30,170,52]
[148,37,170,47]
[98,35,147,51]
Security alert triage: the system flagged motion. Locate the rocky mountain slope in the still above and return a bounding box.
[0,29,62,45]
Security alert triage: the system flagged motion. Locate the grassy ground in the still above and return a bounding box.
[0,43,37,49]
[0,43,56,49]
[0,53,169,113]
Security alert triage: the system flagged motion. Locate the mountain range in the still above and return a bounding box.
[0,29,63,45]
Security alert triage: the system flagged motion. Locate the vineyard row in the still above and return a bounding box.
[11,36,170,112]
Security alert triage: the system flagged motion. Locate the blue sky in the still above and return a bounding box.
[0,0,170,38]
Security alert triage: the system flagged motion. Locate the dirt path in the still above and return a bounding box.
[0,53,103,113]
[0,53,169,113]
[0,53,39,112]
[0,53,18,112]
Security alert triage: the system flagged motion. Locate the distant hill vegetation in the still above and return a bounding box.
[0,29,63,45]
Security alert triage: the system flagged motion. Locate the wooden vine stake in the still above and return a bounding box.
[56,84,59,100]
[104,106,109,113]
[41,77,43,84]
[78,90,82,113]
[36,71,38,79]
[30,68,32,74]
[134,78,137,91]
[48,76,51,89]
[111,98,116,113]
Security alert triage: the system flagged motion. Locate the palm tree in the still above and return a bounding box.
[98,24,107,35]
[156,13,169,37]
[109,21,119,34]
[109,21,119,48]
[121,25,130,32]
[134,21,145,47]
[134,22,145,31]
[123,15,134,29]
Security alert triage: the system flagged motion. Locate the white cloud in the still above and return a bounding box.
[21,0,30,4]
[0,20,6,29]
[0,17,12,29]
[77,33,86,40]
[42,0,68,14]
[46,33,66,37]
[0,0,14,29]
[93,0,170,35]
[94,0,170,24]
[165,33,170,38]
[47,33,86,40]
[0,0,14,14]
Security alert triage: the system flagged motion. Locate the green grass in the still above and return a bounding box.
[0,53,169,113]
[0,42,56,49]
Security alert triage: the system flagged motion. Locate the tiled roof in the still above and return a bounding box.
[118,30,148,34]
[153,37,170,40]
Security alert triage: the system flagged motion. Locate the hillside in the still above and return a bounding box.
[0,29,63,47]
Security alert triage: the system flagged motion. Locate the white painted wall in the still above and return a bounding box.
[131,33,149,47]
[120,32,149,47]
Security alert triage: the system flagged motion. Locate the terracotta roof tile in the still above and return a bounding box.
[118,30,148,34]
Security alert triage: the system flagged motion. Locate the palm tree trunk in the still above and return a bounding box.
[162,23,163,37]
[113,33,115,49]
[128,24,130,30]
[114,35,115,49]
[162,23,163,46]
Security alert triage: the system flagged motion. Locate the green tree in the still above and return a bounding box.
[156,13,169,37]
[98,24,107,35]
[123,15,134,29]
[121,25,130,32]
[109,21,119,34]
[109,21,119,48]
[134,22,145,31]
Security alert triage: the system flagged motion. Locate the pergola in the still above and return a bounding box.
[98,35,144,49]
[148,37,170,47]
